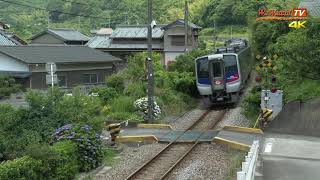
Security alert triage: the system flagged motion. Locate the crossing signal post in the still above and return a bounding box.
[146,0,154,123]
[106,123,121,146]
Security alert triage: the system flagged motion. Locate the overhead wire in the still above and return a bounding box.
[0,0,111,20]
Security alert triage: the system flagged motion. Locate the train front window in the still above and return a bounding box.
[223,55,239,82]
[212,61,222,77]
[197,57,209,78]
[224,55,237,72]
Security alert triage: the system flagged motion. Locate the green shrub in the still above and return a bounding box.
[169,72,198,97]
[124,82,146,98]
[0,76,22,99]
[242,86,261,126]
[51,124,103,172]
[0,156,42,180]
[110,96,135,113]
[50,141,80,179]
[107,112,143,121]
[106,74,125,92]
[90,87,119,104]
[155,88,188,116]
[25,142,79,180]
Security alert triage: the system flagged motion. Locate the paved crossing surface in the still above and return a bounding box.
[259,133,320,180]
[120,128,220,142]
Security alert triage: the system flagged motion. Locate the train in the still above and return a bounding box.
[195,39,253,104]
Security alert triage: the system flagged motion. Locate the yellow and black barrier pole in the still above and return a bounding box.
[254,108,273,129]
[106,123,121,146]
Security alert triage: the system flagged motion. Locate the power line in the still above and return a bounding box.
[59,0,88,6]
[0,0,109,20]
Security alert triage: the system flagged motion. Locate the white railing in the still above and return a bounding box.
[237,140,260,180]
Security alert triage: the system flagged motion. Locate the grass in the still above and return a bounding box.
[225,149,246,180]
[281,79,320,102]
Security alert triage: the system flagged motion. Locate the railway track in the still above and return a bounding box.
[125,109,227,180]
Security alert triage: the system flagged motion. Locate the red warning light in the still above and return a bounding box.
[271,87,277,93]
[255,76,262,82]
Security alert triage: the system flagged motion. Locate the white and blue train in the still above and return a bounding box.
[195,39,253,104]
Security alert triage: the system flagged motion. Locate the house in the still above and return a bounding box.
[90,28,113,36]
[0,46,122,89]
[0,21,26,46]
[87,19,201,68]
[299,0,320,16]
[0,31,19,46]
[3,31,27,45]
[29,28,90,45]
[0,21,9,31]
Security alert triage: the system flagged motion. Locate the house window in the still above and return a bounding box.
[58,75,67,88]
[171,35,193,46]
[83,74,98,84]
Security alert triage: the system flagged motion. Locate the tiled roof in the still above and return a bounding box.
[110,26,164,39]
[0,31,17,46]
[87,35,163,50]
[162,19,202,30]
[0,45,121,64]
[30,28,90,42]
[299,0,320,16]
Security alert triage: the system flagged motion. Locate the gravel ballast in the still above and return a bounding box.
[95,143,166,180]
[166,143,236,180]
[170,109,207,130]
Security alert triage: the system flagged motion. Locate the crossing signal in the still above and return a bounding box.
[106,123,121,146]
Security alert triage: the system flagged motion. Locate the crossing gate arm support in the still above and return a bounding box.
[115,135,158,143]
[137,124,173,130]
[212,137,251,151]
[223,126,264,134]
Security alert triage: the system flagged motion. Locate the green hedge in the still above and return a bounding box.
[0,156,42,180]
[0,76,22,99]
[24,141,80,180]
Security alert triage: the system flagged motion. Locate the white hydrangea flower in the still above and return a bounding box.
[134,97,161,118]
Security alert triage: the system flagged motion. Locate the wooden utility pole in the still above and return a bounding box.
[184,0,189,52]
[146,0,154,123]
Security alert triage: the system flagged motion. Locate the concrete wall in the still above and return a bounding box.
[30,33,65,45]
[0,53,29,72]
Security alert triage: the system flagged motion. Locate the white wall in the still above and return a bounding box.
[164,52,185,65]
[0,53,29,72]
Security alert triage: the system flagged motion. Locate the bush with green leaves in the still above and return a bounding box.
[51,124,103,172]
[0,156,42,180]
[0,76,22,99]
[107,96,141,121]
[106,73,125,92]
[242,86,261,125]
[25,141,79,180]
[90,87,119,105]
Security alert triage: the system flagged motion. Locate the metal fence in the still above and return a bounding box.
[237,140,260,180]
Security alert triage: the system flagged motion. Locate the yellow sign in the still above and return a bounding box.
[288,21,306,29]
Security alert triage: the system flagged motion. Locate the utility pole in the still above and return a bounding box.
[184,0,189,52]
[146,0,154,123]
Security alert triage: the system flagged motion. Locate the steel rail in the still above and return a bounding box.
[126,109,226,180]
[160,109,227,180]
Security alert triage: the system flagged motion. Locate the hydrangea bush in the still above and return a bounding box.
[51,124,103,172]
[134,97,161,119]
